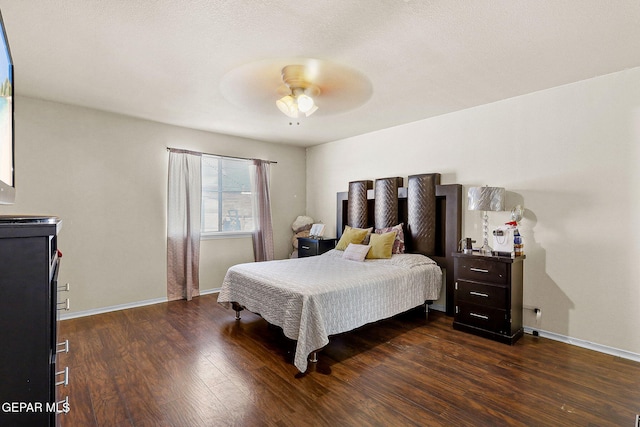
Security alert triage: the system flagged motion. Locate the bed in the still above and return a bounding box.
[218,174,462,372]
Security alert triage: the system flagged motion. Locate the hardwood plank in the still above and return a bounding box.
[57,294,640,426]
[57,363,97,427]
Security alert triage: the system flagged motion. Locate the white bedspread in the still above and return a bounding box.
[217,249,442,372]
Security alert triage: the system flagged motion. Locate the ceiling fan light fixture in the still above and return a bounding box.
[296,93,315,113]
[276,65,320,119]
[275,89,317,118]
[276,95,299,118]
[304,104,318,117]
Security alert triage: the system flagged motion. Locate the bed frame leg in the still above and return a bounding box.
[425,302,430,320]
[231,302,243,320]
[309,352,318,363]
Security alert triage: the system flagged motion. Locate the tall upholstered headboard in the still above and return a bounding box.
[336,173,462,315]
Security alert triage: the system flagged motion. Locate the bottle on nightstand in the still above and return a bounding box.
[514,229,523,257]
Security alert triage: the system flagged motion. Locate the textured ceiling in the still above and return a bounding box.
[2,0,640,147]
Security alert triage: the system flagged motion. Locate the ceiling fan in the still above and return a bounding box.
[275,65,321,118]
[220,58,372,120]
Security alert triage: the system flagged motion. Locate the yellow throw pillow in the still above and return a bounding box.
[335,226,370,250]
[366,231,397,259]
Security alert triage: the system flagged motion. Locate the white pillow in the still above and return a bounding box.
[342,243,371,262]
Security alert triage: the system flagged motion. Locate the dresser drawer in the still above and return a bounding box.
[456,303,509,335]
[456,280,507,308]
[455,256,508,285]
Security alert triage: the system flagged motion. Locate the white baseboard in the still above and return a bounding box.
[59,288,221,320]
[524,326,640,363]
[60,292,640,364]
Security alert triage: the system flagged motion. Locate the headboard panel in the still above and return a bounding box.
[407,174,439,255]
[336,176,462,315]
[374,177,403,229]
[347,180,372,229]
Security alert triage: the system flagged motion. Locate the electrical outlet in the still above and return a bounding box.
[523,306,541,324]
[523,305,541,313]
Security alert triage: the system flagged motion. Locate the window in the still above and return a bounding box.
[201,155,254,235]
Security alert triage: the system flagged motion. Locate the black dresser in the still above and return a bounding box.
[0,216,69,426]
[452,253,525,344]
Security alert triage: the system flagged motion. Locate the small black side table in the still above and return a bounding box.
[297,237,336,258]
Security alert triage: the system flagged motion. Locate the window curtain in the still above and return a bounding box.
[167,149,202,301]
[251,159,274,262]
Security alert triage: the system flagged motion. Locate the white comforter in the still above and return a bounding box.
[217,249,442,372]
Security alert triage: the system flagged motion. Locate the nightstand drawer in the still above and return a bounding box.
[456,280,507,308]
[456,303,508,334]
[298,240,318,257]
[456,257,508,285]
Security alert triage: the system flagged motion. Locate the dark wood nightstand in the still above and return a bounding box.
[297,237,336,258]
[452,253,525,344]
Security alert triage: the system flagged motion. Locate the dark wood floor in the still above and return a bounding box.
[58,293,640,427]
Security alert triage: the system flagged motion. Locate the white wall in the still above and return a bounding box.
[0,97,306,314]
[307,67,640,356]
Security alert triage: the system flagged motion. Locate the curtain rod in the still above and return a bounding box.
[166,147,277,164]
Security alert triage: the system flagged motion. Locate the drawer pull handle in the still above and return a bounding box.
[56,395,70,414]
[58,283,70,292]
[55,366,69,387]
[57,299,70,311]
[470,291,489,298]
[470,312,489,320]
[301,246,310,250]
[57,340,69,354]
[470,267,489,273]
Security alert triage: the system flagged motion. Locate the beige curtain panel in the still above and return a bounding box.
[167,149,202,301]
[251,159,274,262]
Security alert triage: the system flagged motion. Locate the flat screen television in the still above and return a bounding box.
[0,10,13,204]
